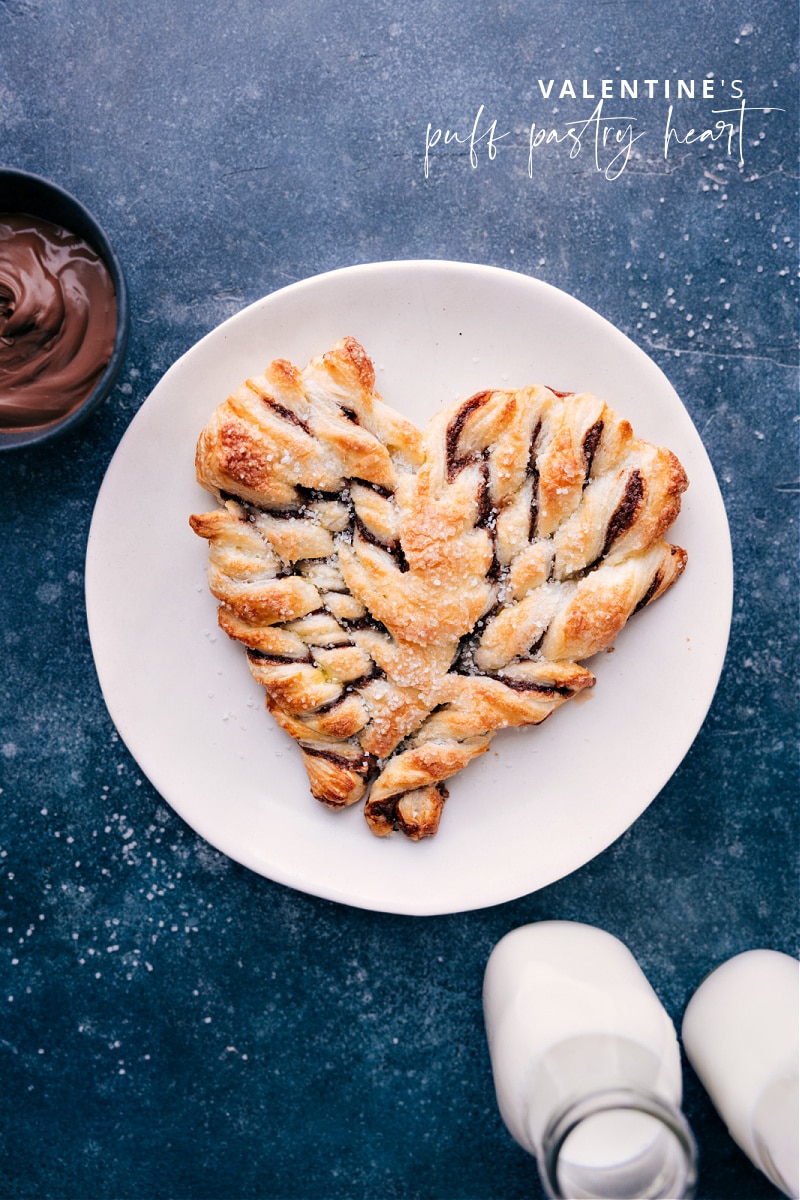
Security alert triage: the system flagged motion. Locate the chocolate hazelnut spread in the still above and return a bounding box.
[0,213,117,431]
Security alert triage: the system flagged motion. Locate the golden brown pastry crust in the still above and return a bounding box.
[190,337,688,839]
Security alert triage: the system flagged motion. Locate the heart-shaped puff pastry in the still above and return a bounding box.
[190,337,687,839]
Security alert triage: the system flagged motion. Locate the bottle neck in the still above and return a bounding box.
[538,1087,698,1200]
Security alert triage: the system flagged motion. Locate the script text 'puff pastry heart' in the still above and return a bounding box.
[190,337,688,840]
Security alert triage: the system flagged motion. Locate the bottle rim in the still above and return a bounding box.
[540,1086,699,1200]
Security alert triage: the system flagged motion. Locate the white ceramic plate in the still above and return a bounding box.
[86,260,732,915]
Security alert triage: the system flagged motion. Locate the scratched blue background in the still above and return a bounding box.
[0,1,797,1197]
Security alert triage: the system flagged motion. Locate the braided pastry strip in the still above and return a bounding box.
[191,337,687,839]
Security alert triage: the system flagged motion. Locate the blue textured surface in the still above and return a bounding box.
[0,2,797,1198]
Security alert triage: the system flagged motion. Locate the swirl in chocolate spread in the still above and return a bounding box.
[0,213,117,431]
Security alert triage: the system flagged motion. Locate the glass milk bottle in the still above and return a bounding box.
[682,949,799,1199]
[483,922,697,1200]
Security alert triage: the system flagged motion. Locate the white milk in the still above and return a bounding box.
[682,949,800,1199]
[483,922,695,1200]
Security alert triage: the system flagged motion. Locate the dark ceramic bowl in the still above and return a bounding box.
[0,168,129,451]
